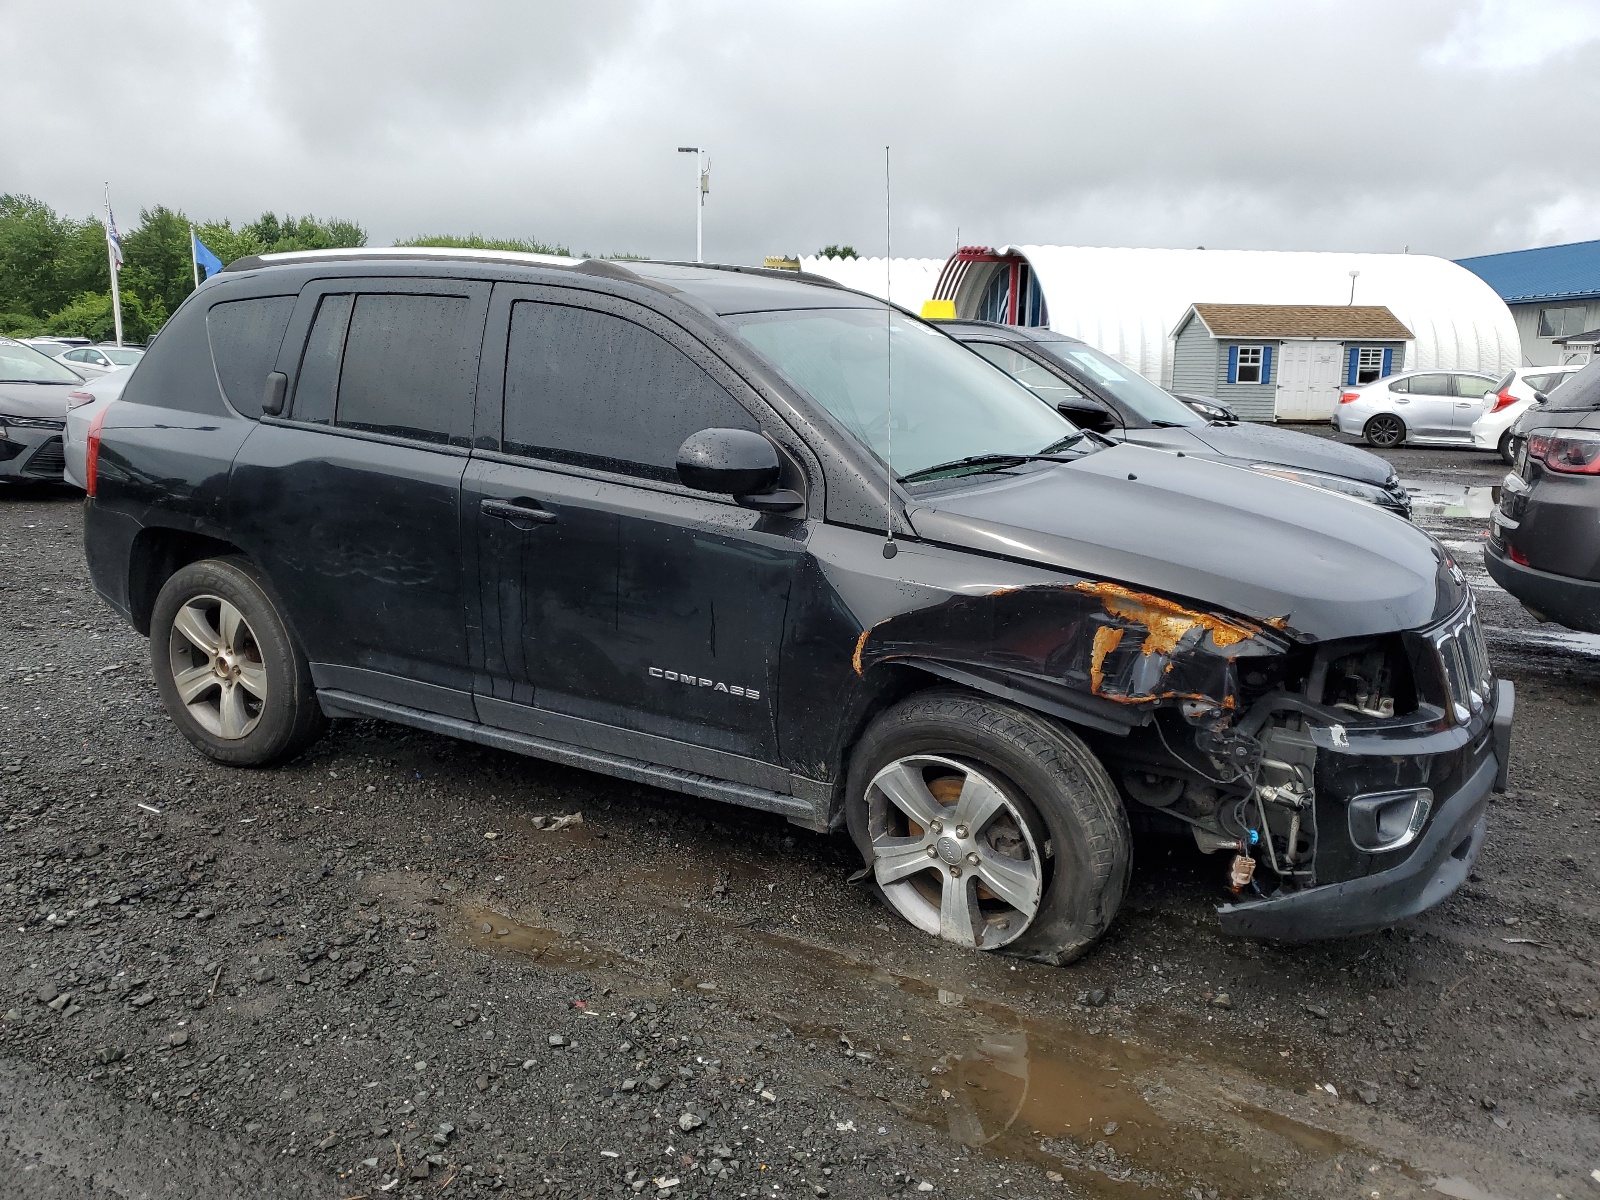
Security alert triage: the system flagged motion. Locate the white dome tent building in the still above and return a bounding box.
[798,255,945,312]
[930,245,1521,422]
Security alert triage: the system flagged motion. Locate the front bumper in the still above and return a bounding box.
[1217,679,1513,940]
[0,424,67,482]
[1484,542,1600,633]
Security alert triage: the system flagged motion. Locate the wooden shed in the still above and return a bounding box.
[1170,303,1415,422]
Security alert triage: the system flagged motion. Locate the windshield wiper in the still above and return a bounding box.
[901,449,1078,484]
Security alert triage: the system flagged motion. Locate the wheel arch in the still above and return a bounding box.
[127,527,249,636]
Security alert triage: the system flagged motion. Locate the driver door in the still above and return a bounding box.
[465,284,808,775]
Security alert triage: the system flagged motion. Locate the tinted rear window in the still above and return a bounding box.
[502,301,755,480]
[207,296,295,417]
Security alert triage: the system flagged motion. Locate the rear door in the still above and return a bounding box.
[465,284,807,779]
[1450,374,1498,436]
[229,278,490,717]
[1399,372,1457,438]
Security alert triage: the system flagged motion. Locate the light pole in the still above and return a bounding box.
[676,146,708,262]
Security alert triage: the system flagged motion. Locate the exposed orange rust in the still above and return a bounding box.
[1264,614,1290,630]
[851,628,871,676]
[1073,581,1254,654]
[1089,626,1125,695]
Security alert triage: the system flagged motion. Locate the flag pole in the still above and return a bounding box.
[104,182,123,348]
[190,223,200,289]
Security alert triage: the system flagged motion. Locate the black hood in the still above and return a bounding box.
[907,443,1462,642]
[0,381,77,420]
[1183,421,1397,486]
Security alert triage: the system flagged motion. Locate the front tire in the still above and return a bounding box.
[1498,430,1515,466]
[845,690,1131,965]
[151,557,327,766]
[1363,413,1406,448]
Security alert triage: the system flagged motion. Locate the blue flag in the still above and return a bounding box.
[192,233,223,280]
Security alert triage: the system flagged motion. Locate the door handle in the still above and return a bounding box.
[480,497,557,526]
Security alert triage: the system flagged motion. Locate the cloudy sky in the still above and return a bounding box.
[5,0,1599,262]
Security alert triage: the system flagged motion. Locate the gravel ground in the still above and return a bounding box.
[0,434,1596,1200]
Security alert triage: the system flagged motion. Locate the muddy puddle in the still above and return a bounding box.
[1404,482,1501,519]
[459,905,613,970]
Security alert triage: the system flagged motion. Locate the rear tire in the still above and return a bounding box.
[150,556,327,767]
[845,689,1131,966]
[1498,431,1515,466]
[1364,413,1406,448]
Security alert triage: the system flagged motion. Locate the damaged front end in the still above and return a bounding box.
[853,573,1513,940]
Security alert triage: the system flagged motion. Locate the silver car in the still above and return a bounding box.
[62,364,136,489]
[56,343,145,378]
[0,338,85,484]
[1331,368,1501,448]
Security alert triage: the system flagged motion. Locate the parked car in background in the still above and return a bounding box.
[1332,369,1501,448]
[943,321,1411,516]
[1486,358,1600,632]
[0,336,81,484]
[1470,365,1583,464]
[62,364,135,489]
[83,248,1510,958]
[22,336,90,360]
[55,344,145,378]
[1172,393,1239,423]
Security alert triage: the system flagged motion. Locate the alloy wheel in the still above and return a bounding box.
[866,754,1045,950]
[1366,414,1405,448]
[167,594,268,740]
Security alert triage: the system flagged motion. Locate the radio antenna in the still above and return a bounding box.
[882,144,898,559]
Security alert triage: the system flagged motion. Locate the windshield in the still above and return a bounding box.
[0,340,83,383]
[1035,341,1202,426]
[728,307,1078,478]
[101,347,144,365]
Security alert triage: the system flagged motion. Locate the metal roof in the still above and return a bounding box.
[1187,303,1414,341]
[798,256,945,310]
[1455,239,1600,304]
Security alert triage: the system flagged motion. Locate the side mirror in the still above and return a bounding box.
[677,428,782,496]
[1533,390,1549,404]
[262,371,288,416]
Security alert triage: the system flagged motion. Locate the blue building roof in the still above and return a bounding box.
[1455,238,1600,304]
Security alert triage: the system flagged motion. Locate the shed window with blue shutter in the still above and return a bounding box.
[1234,345,1264,384]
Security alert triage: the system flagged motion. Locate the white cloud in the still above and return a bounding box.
[2,0,1597,261]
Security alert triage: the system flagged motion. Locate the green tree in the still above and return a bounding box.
[122,205,195,317]
[397,233,571,255]
[43,289,164,343]
[243,212,367,254]
[817,244,858,259]
[0,194,109,321]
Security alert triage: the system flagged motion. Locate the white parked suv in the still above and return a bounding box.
[1332,369,1501,448]
[1469,366,1583,464]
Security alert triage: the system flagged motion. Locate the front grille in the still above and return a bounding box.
[1429,598,1493,724]
[22,437,65,478]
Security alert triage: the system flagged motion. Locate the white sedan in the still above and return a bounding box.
[1468,365,1583,463]
[1331,368,1502,448]
[62,365,135,489]
[55,344,144,378]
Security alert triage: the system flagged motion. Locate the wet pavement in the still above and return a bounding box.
[2,436,1597,1199]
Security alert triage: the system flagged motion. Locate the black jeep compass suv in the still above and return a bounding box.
[82,248,1513,961]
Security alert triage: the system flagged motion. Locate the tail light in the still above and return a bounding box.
[1338,391,1360,404]
[1488,389,1519,414]
[66,390,97,409]
[1527,428,1600,475]
[84,407,109,496]
[1507,543,1529,565]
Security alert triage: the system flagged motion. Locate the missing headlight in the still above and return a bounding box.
[1315,635,1417,720]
